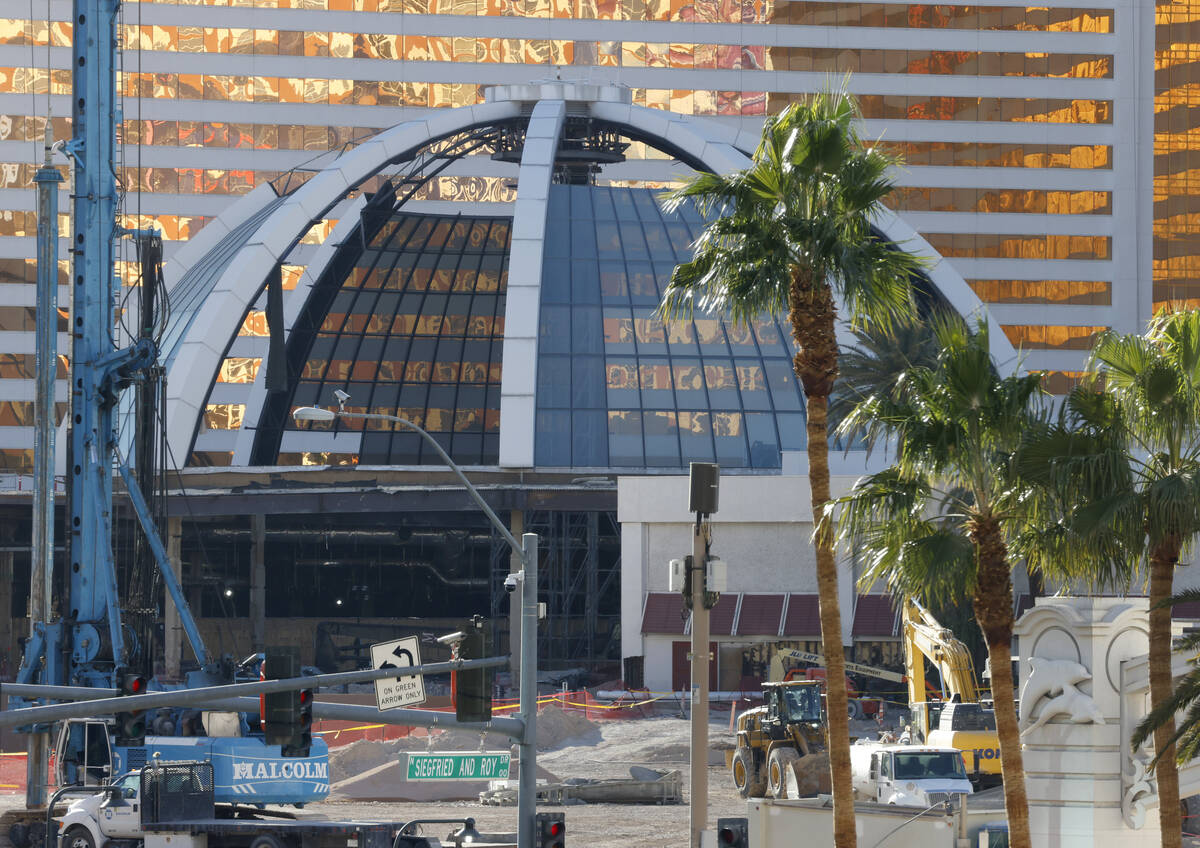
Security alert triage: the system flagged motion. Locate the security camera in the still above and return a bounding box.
[504,573,521,593]
[332,388,350,405]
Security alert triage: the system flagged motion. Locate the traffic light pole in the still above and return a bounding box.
[290,407,541,848]
[517,532,538,848]
[689,517,710,848]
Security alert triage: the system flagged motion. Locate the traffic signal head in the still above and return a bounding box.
[285,687,314,758]
[716,818,748,848]
[535,812,565,848]
[261,649,313,757]
[454,617,492,724]
[115,673,148,746]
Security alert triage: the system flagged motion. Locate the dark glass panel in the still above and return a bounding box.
[572,260,600,304]
[545,218,571,259]
[538,355,571,407]
[777,413,806,451]
[735,360,771,410]
[603,307,636,354]
[592,187,616,220]
[595,221,623,259]
[678,411,715,461]
[573,410,608,466]
[540,305,572,354]
[746,412,780,468]
[572,356,606,408]
[452,432,483,463]
[608,410,644,466]
[713,412,749,466]
[764,360,803,411]
[632,190,662,222]
[695,318,729,356]
[627,262,657,305]
[611,189,638,222]
[572,306,604,355]
[600,262,629,302]
[633,317,667,355]
[704,360,739,406]
[666,319,698,355]
[543,258,571,302]
[606,357,640,406]
[571,220,598,259]
[673,359,708,409]
[536,409,571,465]
[639,359,675,409]
[644,411,681,467]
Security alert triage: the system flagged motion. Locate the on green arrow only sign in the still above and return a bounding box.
[402,751,511,781]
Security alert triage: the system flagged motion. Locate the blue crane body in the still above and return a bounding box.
[13,0,330,809]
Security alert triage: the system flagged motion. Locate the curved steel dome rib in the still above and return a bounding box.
[168,82,1015,471]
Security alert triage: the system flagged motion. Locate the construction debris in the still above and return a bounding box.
[479,768,682,806]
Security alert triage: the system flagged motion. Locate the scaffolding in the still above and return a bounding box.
[490,510,621,670]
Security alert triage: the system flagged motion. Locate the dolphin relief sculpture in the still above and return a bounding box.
[1019,656,1106,738]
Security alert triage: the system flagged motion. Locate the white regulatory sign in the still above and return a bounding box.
[369,636,426,710]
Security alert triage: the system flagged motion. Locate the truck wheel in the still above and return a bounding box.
[732,748,766,798]
[250,835,288,848]
[62,827,95,848]
[847,700,862,720]
[767,748,800,799]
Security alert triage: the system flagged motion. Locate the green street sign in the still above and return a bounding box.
[402,751,511,781]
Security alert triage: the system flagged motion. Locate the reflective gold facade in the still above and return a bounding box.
[0,0,1138,470]
[1155,0,1200,307]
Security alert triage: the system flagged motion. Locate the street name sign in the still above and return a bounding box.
[401,751,511,781]
[369,636,425,710]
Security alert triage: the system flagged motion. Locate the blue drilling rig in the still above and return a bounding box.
[8,0,331,823]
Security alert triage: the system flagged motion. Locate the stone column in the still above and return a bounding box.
[251,514,266,653]
[1013,597,1154,847]
[164,517,183,680]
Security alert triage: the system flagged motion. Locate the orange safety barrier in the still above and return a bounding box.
[0,751,27,795]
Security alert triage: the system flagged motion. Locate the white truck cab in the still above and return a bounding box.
[58,771,145,848]
[850,742,974,807]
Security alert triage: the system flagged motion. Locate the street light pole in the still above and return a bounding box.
[293,405,539,848]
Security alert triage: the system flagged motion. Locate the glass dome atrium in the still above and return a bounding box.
[251,183,809,470]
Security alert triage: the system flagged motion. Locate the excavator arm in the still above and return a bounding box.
[901,598,980,705]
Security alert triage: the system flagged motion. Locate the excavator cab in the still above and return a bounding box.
[55,718,113,786]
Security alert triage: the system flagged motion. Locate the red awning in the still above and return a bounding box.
[736,594,785,636]
[852,594,898,637]
[782,594,821,637]
[710,593,738,636]
[642,592,687,634]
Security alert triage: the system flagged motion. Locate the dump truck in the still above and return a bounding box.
[730,680,826,799]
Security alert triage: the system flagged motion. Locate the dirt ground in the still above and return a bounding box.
[318,712,749,846]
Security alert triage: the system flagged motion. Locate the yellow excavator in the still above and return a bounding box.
[902,597,1003,789]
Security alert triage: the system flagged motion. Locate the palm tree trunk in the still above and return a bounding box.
[1149,543,1181,848]
[969,516,1031,848]
[790,268,855,848]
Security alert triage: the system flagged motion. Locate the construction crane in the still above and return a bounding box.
[901,598,1001,789]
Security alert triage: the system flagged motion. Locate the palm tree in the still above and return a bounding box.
[1046,308,1200,847]
[829,313,942,442]
[659,86,923,848]
[833,316,1043,848]
[1134,590,1200,769]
